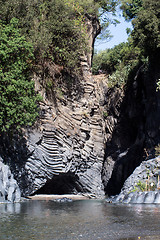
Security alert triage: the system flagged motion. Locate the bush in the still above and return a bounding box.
[0,18,41,133]
[108,64,132,88]
[92,41,141,74]
[92,40,142,87]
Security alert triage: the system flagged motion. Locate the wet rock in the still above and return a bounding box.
[108,191,160,204]
[0,160,21,203]
[108,157,160,204]
[51,197,73,203]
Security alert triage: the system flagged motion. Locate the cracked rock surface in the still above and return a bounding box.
[0,159,21,203]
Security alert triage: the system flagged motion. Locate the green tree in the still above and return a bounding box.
[0,0,119,72]
[121,0,143,20]
[92,40,141,74]
[0,18,40,133]
[121,0,160,57]
[121,0,160,89]
[131,0,160,57]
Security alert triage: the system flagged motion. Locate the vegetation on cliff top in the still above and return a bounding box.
[0,0,119,134]
[92,0,160,88]
[0,0,159,133]
[0,0,118,71]
[0,18,41,133]
[121,0,160,57]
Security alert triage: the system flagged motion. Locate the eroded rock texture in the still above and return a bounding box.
[106,157,160,204]
[0,16,108,197]
[0,159,21,203]
[1,44,160,198]
[0,71,109,197]
[23,72,108,197]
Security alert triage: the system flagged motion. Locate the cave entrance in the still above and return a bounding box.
[35,172,82,195]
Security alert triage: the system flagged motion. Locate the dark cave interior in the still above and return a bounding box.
[35,172,82,195]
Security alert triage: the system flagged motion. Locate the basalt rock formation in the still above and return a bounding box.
[106,157,160,204]
[0,159,21,203]
[0,16,160,198]
[1,61,160,198]
[0,16,108,198]
[0,72,107,197]
[102,61,160,196]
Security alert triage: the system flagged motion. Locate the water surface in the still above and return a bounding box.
[0,199,160,240]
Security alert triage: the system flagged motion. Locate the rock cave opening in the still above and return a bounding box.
[35,172,83,195]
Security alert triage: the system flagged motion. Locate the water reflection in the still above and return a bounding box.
[0,200,160,240]
[0,202,21,214]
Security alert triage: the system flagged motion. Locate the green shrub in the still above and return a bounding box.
[136,180,146,191]
[108,64,132,88]
[155,144,160,157]
[0,0,118,74]
[0,18,41,133]
[103,111,108,118]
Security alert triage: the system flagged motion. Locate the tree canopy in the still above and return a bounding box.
[0,0,119,70]
[121,0,160,57]
[0,18,41,133]
[0,0,119,133]
[92,0,160,88]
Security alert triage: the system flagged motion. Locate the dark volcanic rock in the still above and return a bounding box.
[51,197,73,203]
[118,157,160,195]
[107,191,160,204]
[1,52,160,200]
[0,73,108,198]
[102,61,160,196]
[107,157,160,204]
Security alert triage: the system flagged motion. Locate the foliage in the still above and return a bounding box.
[0,18,41,133]
[136,180,146,191]
[120,0,143,20]
[108,63,132,88]
[92,40,142,87]
[157,81,160,91]
[92,41,141,74]
[155,144,160,157]
[131,0,160,56]
[130,180,146,192]
[103,111,108,118]
[121,0,160,57]
[0,0,120,134]
[0,0,119,73]
[120,0,160,90]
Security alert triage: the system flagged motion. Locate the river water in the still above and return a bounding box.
[0,199,160,240]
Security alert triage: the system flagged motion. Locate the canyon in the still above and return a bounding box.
[0,16,160,201]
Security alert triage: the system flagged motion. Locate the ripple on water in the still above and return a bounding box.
[0,200,160,240]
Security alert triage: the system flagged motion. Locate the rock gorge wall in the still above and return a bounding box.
[0,15,108,198]
[1,60,160,198]
[26,72,108,197]
[0,72,108,197]
[102,61,160,196]
[0,14,160,198]
[106,157,160,204]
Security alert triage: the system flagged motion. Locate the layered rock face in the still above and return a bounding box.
[0,16,107,198]
[0,15,160,198]
[0,71,109,198]
[0,159,21,203]
[21,72,107,197]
